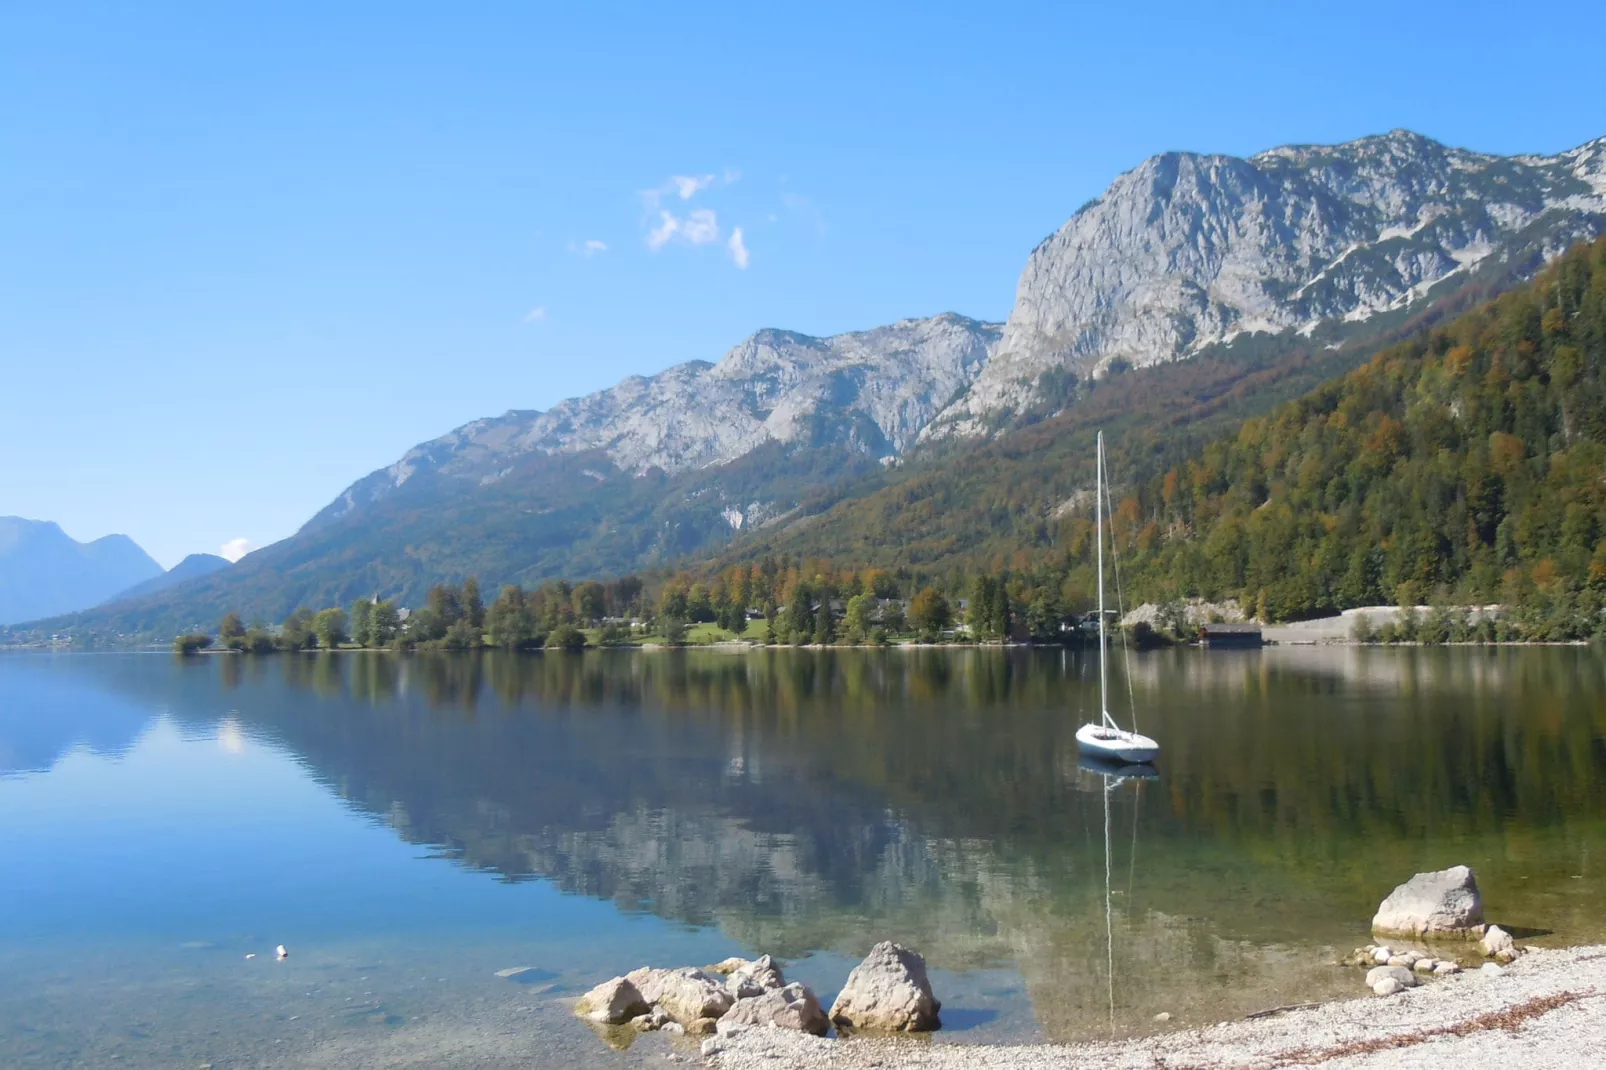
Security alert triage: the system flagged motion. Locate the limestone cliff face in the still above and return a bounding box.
[926,130,1606,438]
[316,313,998,524]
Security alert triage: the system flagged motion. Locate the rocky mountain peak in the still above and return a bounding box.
[925,129,1606,439]
[315,314,1000,526]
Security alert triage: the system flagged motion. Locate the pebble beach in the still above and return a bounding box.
[704,945,1606,1069]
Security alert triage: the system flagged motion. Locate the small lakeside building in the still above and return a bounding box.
[1199,623,1263,647]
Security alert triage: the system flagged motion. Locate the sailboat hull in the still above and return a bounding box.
[1077,753,1160,780]
[1076,722,1160,764]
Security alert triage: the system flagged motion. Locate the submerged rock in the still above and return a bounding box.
[720,982,829,1036]
[626,967,734,1024]
[576,977,650,1025]
[629,1008,672,1032]
[1371,866,1485,938]
[705,957,751,976]
[828,941,942,1032]
[1481,924,1521,962]
[1365,965,1418,989]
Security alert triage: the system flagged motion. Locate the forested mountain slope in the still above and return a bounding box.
[691,237,1606,643]
[702,242,1558,579]
[1118,234,1606,628]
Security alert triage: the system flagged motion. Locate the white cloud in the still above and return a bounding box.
[523,306,548,323]
[682,208,719,244]
[583,238,608,255]
[641,170,736,210]
[728,226,749,269]
[647,208,719,251]
[672,173,715,200]
[647,211,680,250]
[220,537,254,562]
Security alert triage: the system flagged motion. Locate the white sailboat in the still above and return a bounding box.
[1076,430,1160,765]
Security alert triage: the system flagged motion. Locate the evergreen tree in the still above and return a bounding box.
[462,577,485,629]
[219,612,246,651]
[348,599,374,647]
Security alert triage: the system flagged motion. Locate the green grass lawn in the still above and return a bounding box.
[586,621,754,646]
[683,622,745,644]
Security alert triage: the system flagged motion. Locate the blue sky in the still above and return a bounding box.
[4,1,1604,568]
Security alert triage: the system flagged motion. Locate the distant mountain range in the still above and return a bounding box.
[109,553,232,602]
[0,518,162,626]
[15,129,1606,639]
[0,521,234,628]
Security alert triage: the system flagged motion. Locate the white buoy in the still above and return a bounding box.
[276,945,288,959]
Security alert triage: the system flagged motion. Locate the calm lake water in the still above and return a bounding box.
[3,647,1605,1068]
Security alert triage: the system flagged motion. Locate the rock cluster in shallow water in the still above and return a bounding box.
[575,941,941,1046]
[1345,864,1540,995]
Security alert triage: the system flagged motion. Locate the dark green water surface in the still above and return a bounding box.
[2,647,1603,1067]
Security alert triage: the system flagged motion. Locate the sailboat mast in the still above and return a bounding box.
[1096,431,1108,722]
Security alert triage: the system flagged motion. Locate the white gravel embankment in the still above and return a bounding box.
[705,946,1606,1069]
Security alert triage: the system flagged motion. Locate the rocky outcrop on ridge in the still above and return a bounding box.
[313,314,999,526]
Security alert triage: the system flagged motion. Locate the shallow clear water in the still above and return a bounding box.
[2,647,1604,1067]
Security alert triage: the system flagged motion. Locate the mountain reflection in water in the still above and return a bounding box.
[6,646,1606,1041]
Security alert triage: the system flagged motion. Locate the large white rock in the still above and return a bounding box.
[1371,865,1485,937]
[574,976,650,1024]
[719,982,829,1036]
[625,966,734,1025]
[828,941,942,1032]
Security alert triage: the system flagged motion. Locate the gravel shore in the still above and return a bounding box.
[706,945,1606,1069]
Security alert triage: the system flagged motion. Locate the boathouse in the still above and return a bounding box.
[1200,623,1263,647]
